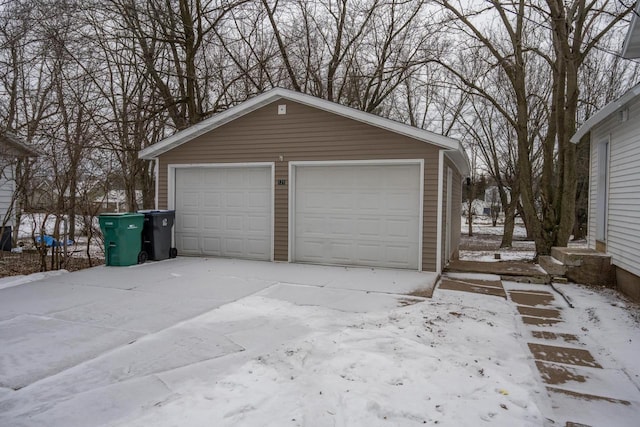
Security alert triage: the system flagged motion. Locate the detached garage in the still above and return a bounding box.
[139,88,468,273]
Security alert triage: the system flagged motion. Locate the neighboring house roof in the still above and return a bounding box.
[0,132,39,157]
[571,83,640,143]
[622,3,640,58]
[139,87,469,175]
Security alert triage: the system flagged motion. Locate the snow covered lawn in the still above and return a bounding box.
[0,258,638,426]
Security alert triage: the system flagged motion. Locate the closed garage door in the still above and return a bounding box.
[293,163,421,269]
[174,166,272,260]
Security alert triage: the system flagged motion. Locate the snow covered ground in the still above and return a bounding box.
[113,291,547,427]
[0,258,638,426]
[458,216,588,262]
[14,213,105,258]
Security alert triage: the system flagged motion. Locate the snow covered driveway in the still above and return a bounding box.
[0,258,445,426]
[8,258,637,426]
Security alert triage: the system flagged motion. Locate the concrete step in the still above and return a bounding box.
[445,260,550,284]
[549,247,614,287]
[539,255,567,277]
[550,247,610,267]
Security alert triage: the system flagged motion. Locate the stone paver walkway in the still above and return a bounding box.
[437,273,640,426]
[438,276,506,298]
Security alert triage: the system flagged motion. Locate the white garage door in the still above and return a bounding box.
[293,163,421,269]
[174,166,272,260]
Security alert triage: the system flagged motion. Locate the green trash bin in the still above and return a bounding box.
[99,213,146,266]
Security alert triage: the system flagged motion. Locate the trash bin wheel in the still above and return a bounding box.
[169,247,178,259]
[138,251,148,264]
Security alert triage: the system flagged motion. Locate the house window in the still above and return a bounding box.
[596,139,609,242]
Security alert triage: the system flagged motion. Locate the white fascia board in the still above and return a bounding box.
[622,3,640,59]
[571,83,640,143]
[444,145,470,176]
[1,132,39,157]
[138,87,461,159]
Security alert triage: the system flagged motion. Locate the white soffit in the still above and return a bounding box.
[622,3,640,59]
[571,83,640,143]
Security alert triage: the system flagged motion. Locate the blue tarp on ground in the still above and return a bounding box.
[35,235,74,247]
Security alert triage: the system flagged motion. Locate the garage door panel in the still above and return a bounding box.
[327,217,352,236]
[357,244,383,263]
[225,193,244,209]
[223,238,244,256]
[202,169,222,185]
[387,244,415,261]
[225,215,243,231]
[246,169,269,185]
[357,218,382,236]
[179,235,201,254]
[202,192,222,208]
[356,193,381,210]
[202,236,222,254]
[298,167,331,186]
[386,219,413,239]
[181,192,201,210]
[246,238,270,258]
[175,167,272,260]
[328,241,352,262]
[179,213,200,231]
[248,215,270,232]
[180,172,201,187]
[388,192,419,211]
[202,215,221,231]
[297,191,327,210]
[296,239,324,259]
[248,192,269,209]
[223,168,245,185]
[386,168,417,186]
[294,164,420,269]
[329,193,354,211]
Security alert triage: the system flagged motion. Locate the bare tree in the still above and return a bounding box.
[0,0,56,243]
[434,0,635,256]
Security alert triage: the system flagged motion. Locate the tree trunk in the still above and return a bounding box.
[500,188,518,248]
[467,198,473,237]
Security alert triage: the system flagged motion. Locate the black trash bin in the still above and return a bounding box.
[139,210,178,261]
[0,225,11,252]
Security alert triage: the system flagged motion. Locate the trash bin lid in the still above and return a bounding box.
[138,210,175,214]
[100,212,145,217]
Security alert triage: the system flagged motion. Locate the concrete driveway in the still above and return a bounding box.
[0,258,435,426]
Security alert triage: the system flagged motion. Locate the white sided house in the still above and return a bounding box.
[0,133,38,230]
[571,83,640,301]
[569,8,640,301]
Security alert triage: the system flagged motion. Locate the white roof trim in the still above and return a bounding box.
[622,3,640,59]
[571,83,640,143]
[444,148,470,176]
[0,132,39,157]
[139,87,463,160]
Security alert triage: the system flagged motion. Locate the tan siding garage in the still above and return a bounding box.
[172,165,273,260]
[291,162,422,269]
[140,88,469,273]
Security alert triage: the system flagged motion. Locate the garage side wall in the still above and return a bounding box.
[440,158,462,267]
[157,100,442,271]
[445,158,462,261]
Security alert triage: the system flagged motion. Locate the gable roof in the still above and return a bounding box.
[622,3,640,58]
[571,83,640,143]
[0,132,39,157]
[138,87,469,175]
